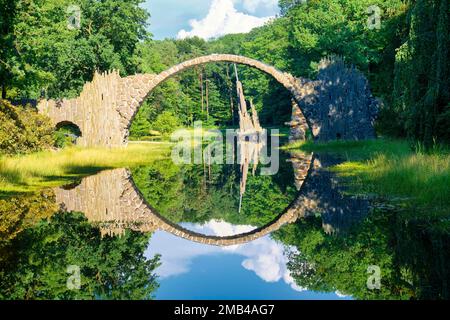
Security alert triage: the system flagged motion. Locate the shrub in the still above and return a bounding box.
[151,111,181,136]
[0,100,55,155]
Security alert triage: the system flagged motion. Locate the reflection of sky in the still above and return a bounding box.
[145,220,351,300]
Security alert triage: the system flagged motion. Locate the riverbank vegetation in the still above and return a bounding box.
[286,139,450,213]
[0,100,54,155]
[0,142,170,196]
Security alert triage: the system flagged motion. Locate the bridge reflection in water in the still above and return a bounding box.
[55,152,371,246]
[54,149,313,245]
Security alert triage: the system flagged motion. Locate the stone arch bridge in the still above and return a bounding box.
[54,152,314,246]
[38,54,312,146]
[38,54,377,146]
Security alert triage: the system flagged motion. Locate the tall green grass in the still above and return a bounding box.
[288,139,450,212]
[282,139,412,160]
[0,142,170,195]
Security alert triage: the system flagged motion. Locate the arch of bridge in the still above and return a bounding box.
[38,54,314,147]
[118,54,313,144]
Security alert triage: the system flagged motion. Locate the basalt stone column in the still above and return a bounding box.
[285,99,309,142]
[297,56,379,142]
[293,153,371,235]
[37,71,125,147]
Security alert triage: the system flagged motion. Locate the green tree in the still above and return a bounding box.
[392,0,450,146]
[1,0,149,99]
[0,100,54,155]
[151,111,181,135]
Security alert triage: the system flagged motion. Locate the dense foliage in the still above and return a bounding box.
[391,0,450,146]
[0,0,149,99]
[274,209,450,300]
[0,211,160,300]
[0,100,54,155]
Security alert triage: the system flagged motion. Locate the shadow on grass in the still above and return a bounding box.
[0,190,31,199]
[63,165,116,176]
[0,166,117,199]
[37,165,117,187]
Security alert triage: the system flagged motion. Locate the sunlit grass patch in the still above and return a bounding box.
[288,138,450,212]
[282,138,411,160]
[0,142,171,195]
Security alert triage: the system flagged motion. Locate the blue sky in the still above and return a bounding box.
[145,220,351,300]
[142,0,280,40]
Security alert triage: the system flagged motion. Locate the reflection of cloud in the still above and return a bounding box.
[145,220,306,292]
[196,219,254,236]
[177,0,273,40]
[335,291,350,298]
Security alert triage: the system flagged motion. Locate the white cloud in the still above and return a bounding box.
[145,219,306,292]
[177,0,274,40]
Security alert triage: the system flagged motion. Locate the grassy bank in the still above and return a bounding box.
[0,142,171,196]
[285,139,450,213]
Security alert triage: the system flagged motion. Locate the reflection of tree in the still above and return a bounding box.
[0,190,58,256]
[279,211,450,299]
[286,249,320,291]
[0,212,160,300]
[274,154,450,300]
[132,152,298,227]
[237,134,264,212]
[132,161,184,223]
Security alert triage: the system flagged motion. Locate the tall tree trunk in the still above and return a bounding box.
[199,68,204,113]
[206,79,209,121]
[226,66,234,126]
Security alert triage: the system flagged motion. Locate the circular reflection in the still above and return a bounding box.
[54,149,314,246]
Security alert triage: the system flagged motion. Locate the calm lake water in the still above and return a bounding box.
[0,134,448,300]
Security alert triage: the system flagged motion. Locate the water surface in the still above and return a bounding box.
[0,142,448,300]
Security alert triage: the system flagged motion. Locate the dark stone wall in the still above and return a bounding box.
[299,56,379,142]
[299,153,370,235]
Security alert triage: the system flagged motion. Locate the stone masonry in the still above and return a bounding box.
[38,54,378,146]
[300,57,379,141]
[38,54,312,147]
